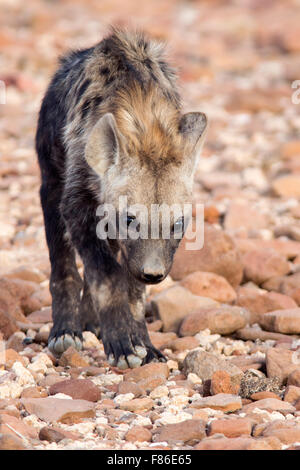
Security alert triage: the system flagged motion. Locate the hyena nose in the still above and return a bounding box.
[141,270,164,284]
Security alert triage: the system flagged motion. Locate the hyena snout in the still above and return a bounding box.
[140,258,167,284]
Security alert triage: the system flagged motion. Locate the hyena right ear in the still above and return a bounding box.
[85,113,120,176]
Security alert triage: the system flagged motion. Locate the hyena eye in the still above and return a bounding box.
[126,214,136,227]
[172,217,184,235]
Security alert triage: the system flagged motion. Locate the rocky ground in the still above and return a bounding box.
[1,0,300,451]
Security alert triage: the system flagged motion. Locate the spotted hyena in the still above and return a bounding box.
[36,29,207,368]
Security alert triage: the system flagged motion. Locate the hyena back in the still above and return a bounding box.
[36,29,207,368]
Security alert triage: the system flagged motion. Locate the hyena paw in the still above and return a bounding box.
[48,327,83,356]
[101,309,166,369]
[101,311,150,369]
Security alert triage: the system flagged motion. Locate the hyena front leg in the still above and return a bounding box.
[40,180,83,355]
[61,189,151,368]
[127,271,166,364]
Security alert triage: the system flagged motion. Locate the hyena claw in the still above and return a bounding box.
[48,331,83,356]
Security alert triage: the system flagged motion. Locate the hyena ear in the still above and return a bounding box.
[179,112,208,174]
[85,113,120,176]
[179,112,208,149]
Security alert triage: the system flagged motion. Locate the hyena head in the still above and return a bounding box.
[85,83,207,284]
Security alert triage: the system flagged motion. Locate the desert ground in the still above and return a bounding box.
[0,0,300,450]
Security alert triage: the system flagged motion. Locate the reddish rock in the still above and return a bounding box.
[21,386,48,399]
[183,350,243,384]
[124,362,169,383]
[236,327,293,343]
[179,306,248,336]
[153,419,206,444]
[118,381,144,397]
[195,436,278,450]
[170,336,199,352]
[208,418,253,438]
[260,308,300,334]
[151,285,217,333]
[242,398,295,414]
[272,175,300,198]
[137,375,167,392]
[243,249,290,285]
[49,378,101,402]
[5,266,46,284]
[260,421,300,445]
[180,271,237,303]
[251,391,280,401]
[266,348,300,384]
[236,287,297,324]
[191,394,242,413]
[125,426,152,443]
[0,413,38,439]
[284,386,300,404]
[59,347,89,368]
[170,224,243,288]
[119,397,154,412]
[21,397,95,424]
[0,309,19,339]
[39,426,80,443]
[3,349,27,369]
[148,331,177,349]
[287,370,300,387]
[224,202,269,231]
[0,434,26,450]
[26,307,52,323]
[210,370,240,395]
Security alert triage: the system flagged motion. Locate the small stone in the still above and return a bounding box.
[153,419,206,444]
[260,308,300,334]
[21,386,48,399]
[191,394,242,413]
[138,375,167,392]
[266,348,300,384]
[0,434,26,450]
[251,391,280,401]
[170,336,199,352]
[272,175,300,198]
[39,426,79,443]
[118,381,144,398]
[239,370,283,399]
[59,347,89,368]
[0,413,38,439]
[124,362,169,383]
[49,378,101,402]
[148,331,177,349]
[242,398,295,414]
[180,306,248,336]
[182,350,243,384]
[21,397,95,424]
[82,331,101,349]
[210,370,240,395]
[151,285,218,333]
[170,224,243,288]
[195,436,278,450]
[2,349,27,369]
[288,370,300,387]
[243,249,290,285]
[119,397,154,412]
[284,385,300,404]
[208,418,253,437]
[180,271,237,303]
[125,426,152,443]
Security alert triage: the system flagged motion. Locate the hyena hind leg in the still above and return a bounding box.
[40,181,83,355]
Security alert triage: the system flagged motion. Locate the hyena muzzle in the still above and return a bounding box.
[36,29,207,369]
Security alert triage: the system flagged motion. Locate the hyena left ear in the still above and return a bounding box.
[85,113,120,176]
[179,112,208,149]
[179,112,208,175]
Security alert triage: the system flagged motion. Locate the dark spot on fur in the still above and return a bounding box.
[81,99,92,119]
